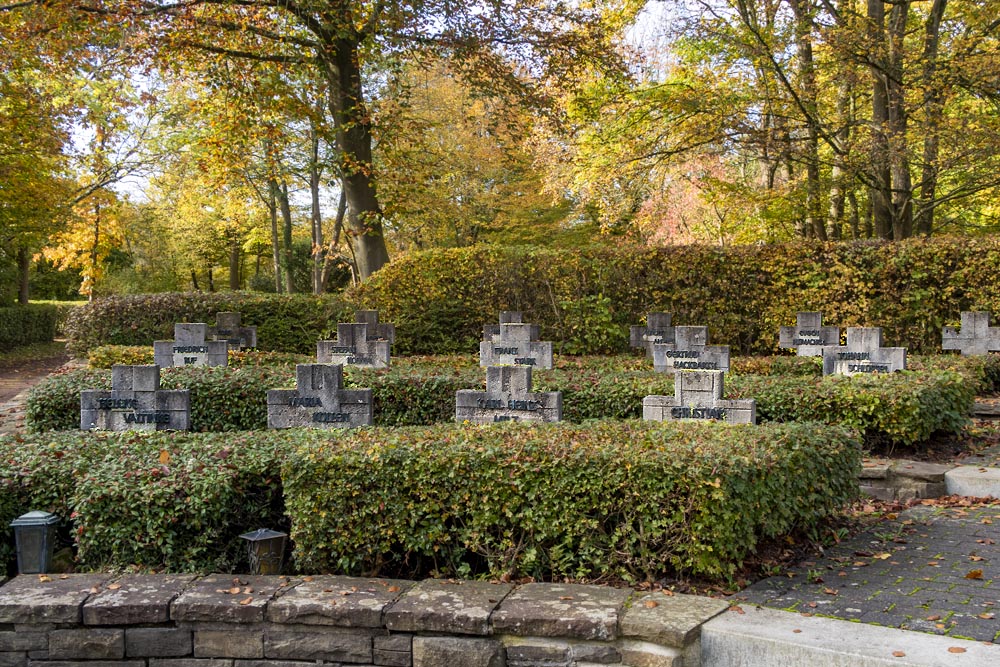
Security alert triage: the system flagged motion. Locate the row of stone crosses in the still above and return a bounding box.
[80,309,1000,432]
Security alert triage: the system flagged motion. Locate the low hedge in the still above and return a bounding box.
[0,422,860,581]
[0,304,59,351]
[283,421,860,581]
[63,292,349,356]
[0,431,284,573]
[25,354,974,450]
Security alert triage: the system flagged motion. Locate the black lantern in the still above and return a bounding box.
[239,528,287,575]
[10,511,60,574]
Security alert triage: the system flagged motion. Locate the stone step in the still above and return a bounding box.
[702,606,1000,666]
[973,399,1000,418]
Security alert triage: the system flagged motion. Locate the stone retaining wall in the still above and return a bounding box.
[0,574,728,667]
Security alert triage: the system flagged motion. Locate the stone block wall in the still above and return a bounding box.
[0,575,729,667]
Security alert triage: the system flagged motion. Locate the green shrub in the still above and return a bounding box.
[63,292,349,356]
[348,237,1000,356]
[283,421,860,581]
[0,431,285,572]
[86,345,310,369]
[0,304,59,351]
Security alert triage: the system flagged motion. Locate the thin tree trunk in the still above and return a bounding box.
[191,270,200,291]
[827,82,852,240]
[320,187,348,289]
[915,0,947,236]
[280,182,295,294]
[868,0,893,240]
[229,240,240,290]
[789,0,825,240]
[16,246,29,304]
[887,0,912,239]
[268,178,282,293]
[309,121,324,294]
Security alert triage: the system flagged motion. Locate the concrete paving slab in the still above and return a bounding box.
[946,466,1000,498]
[703,606,1000,666]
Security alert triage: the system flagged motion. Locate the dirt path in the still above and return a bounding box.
[0,344,75,435]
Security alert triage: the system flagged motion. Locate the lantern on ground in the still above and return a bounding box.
[239,528,287,575]
[10,511,59,574]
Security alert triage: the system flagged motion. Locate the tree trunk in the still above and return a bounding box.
[827,80,853,240]
[887,0,912,239]
[268,178,282,293]
[17,246,30,305]
[788,0,825,240]
[867,0,893,239]
[229,240,241,290]
[309,120,324,294]
[320,187,348,289]
[279,182,295,293]
[191,270,200,291]
[915,0,948,236]
[322,39,390,279]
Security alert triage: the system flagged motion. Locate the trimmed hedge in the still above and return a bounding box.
[0,304,59,351]
[0,431,285,573]
[282,421,860,581]
[347,236,1000,356]
[25,353,978,449]
[0,422,860,580]
[63,292,349,356]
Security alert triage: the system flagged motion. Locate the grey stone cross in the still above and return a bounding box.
[208,312,257,350]
[942,312,1000,356]
[822,327,906,376]
[456,365,562,424]
[317,323,391,369]
[355,310,395,343]
[81,365,190,431]
[778,312,841,356]
[643,370,755,424]
[630,312,675,357]
[651,326,730,373]
[483,311,540,342]
[267,364,372,429]
[479,323,553,369]
[154,323,228,368]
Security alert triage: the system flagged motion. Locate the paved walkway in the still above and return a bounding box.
[734,503,1000,643]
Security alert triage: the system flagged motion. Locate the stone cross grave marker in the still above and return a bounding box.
[456,365,561,424]
[630,312,675,357]
[208,312,257,350]
[942,311,1000,356]
[479,323,553,369]
[778,312,840,356]
[483,311,540,342]
[81,365,190,431]
[154,323,228,368]
[822,327,906,376]
[317,323,390,369]
[355,309,395,343]
[651,326,730,373]
[267,364,372,428]
[643,370,755,424]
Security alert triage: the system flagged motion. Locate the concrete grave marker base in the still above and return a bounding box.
[630,312,675,358]
[484,311,540,342]
[822,326,905,376]
[643,370,755,424]
[778,311,840,356]
[652,326,730,373]
[480,322,553,369]
[81,365,190,431]
[153,323,228,368]
[457,365,561,424]
[208,311,257,350]
[267,364,372,428]
[942,311,1000,356]
[317,322,391,368]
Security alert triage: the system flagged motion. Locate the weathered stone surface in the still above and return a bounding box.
[505,641,571,664]
[194,630,264,658]
[48,628,124,659]
[618,642,681,667]
[234,662,324,667]
[0,630,46,651]
[643,370,755,425]
[151,660,235,667]
[570,644,621,664]
[173,575,295,623]
[821,327,905,376]
[264,628,372,662]
[0,653,25,667]
[491,584,632,641]
[32,662,144,667]
[125,627,193,657]
[85,574,198,625]
[942,311,1000,356]
[267,364,373,429]
[375,647,412,666]
[456,366,561,425]
[267,575,412,626]
[375,635,413,653]
[620,593,728,648]
[858,462,890,480]
[891,460,952,483]
[778,312,840,357]
[412,637,504,667]
[385,580,513,636]
[0,574,110,624]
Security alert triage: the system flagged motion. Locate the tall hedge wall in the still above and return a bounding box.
[63,292,349,356]
[0,304,59,351]
[349,236,1000,356]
